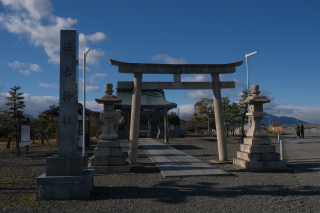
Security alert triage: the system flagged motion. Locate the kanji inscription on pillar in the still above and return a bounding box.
[58,30,78,157]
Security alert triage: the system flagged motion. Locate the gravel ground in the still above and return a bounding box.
[0,136,320,213]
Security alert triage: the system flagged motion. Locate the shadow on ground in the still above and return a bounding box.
[89,180,320,204]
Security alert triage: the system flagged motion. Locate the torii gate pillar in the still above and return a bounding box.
[211,73,228,160]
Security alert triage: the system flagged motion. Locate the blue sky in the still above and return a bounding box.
[0,0,319,123]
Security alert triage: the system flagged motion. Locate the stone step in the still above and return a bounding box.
[244,137,271,145]
[97,140,120,148]
[89,162,131,174]
[233,158,287,169]
[94,147,123,157]
[240,144,276,153]
[237,151,261,161]
[237,151,280,161]
[90,155,127,166]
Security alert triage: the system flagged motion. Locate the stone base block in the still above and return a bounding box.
[240,144,275,153]
[90,155,127,166]
[94,147,123,157]
[97,140,120,148]
[244,137,271,145]
[262,152,280,161]
[46,155,83,176]
[36,169,94,200]
[233,158,287,169]
[237,151,261,161]
[89,162,131,174]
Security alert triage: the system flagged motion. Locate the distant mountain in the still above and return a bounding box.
[261,114,309,125]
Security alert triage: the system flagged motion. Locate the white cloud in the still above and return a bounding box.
[19,69,31,76]
[182,74,246,100]
[86,86,100,92]
[79,100,103,112]
[95,73,107,78]
[185,90,212,99]
[39,83,58,89]
[86,32,108,43]
[0,1,107,65]
[9,61,42,72]
[78,78,100,92]
[86,73,107,85]
[182,74,210,82]
[182,74,246,90]
[152,54,187,64]
[177,104,194,113]
[271,105,320,124]
[0,92,59,116]
[79,33,107,66]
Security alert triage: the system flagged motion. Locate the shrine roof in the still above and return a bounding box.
[44,103,100,117]
[115,89,177,109]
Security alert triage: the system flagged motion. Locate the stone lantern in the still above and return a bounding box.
[242,84,270,138]
[95,83,122,140]
[233,84,287,170]
[89,83,130,174]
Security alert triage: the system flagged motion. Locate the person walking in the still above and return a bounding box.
[294,124,300,138]
[300,124,305,138]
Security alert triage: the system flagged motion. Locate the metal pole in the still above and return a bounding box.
[245,51,257,131]
[83,48,90,157]
[278,131,280,143]
[246,55,250,130]
[280,140,284,160]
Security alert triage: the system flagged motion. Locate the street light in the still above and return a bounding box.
[245,51,258,130]
[83,48,90,157]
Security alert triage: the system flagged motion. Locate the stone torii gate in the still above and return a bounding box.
[109,59,243,163]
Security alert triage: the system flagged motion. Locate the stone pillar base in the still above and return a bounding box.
[89,162,131,174]
[36,169,94,200]
[89,139,130,174]
[233,137,288,170]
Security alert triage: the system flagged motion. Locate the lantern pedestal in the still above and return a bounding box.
[233,85,288,170]
[89,83,130,174]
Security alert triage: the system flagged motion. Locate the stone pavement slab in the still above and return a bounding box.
[283,128,320,192]
[138,138,230,177]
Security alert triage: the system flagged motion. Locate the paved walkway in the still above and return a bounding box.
[283,128,320,191]
[139,138,229,177]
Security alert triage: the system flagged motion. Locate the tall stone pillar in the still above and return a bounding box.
[211,73,228,161]
[58,30,78,156]
[36,30,94,200]
[164,108,169,143]
[128,72,142,163]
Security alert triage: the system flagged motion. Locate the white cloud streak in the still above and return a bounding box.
[9,61,42,72]
[0,0,107,65]
[19,69,31,76]
[152,54,187,64]
[39,83,58,88]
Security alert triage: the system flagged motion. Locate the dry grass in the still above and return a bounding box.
[265,126,284,136]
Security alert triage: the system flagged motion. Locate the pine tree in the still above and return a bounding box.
[222,97,231,138]
[4,86,25,149]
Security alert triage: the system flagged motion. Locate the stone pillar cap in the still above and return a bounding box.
[95,83,122,104]
[240,84,270,105]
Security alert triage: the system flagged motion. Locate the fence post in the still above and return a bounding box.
[280,140,284,160]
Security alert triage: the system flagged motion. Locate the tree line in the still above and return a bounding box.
[168,89,250,137]
[0,86,104,148]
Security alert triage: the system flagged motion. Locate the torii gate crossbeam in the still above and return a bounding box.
[109,59,243,163]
